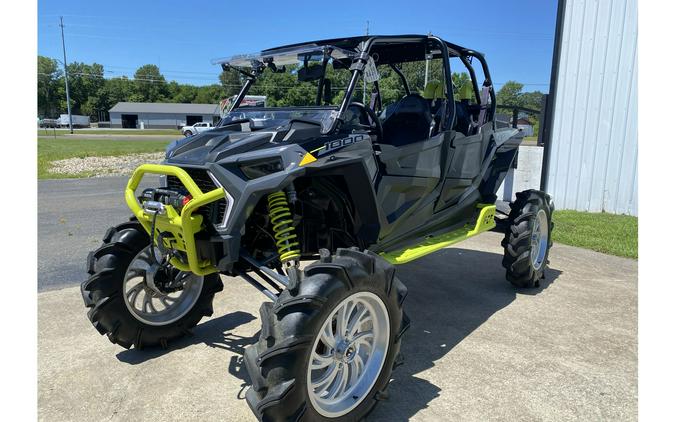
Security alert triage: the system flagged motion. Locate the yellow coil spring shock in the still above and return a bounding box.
[267,191,301,263]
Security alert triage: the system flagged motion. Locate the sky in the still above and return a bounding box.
[38,0,558,93]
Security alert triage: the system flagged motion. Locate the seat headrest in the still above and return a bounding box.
[396,94,430,113]
[422,80,444,100]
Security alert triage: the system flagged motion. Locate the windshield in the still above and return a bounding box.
[219,107,338,132]
[213,45,358,133]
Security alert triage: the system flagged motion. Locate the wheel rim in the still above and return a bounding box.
[122,247,203,326]
[307,291,390,418]
[530,209,549,270]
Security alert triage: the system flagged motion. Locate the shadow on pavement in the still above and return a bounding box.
[368,247,561,421]
[116,310,258,399]
[116,311,256,361]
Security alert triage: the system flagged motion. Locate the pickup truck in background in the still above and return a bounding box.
[181,121,213,136]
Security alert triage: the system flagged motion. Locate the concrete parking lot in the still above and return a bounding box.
[38,177,637,421]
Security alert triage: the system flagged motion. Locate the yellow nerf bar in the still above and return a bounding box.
[125,164,225,276]
[380,204,496,265]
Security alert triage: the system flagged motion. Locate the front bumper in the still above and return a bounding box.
[125,164,226,276]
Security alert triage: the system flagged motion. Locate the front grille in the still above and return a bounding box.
[167,168,228,228]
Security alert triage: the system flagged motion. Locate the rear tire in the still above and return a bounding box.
[81,220,223,349]
[501,190,554,288]
[244,248,409,421]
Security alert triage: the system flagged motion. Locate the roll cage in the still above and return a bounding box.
[214,34,496,135]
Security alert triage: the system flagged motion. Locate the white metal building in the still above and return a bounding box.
[109,102,220,129]
[546,0,638,215]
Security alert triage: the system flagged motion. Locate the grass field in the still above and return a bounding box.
[37,128,182,136]
[553,210,638,259]
[38,138,171,179]
[522,136,538,144]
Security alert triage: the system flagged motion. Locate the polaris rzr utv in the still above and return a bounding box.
[82,34,553,421]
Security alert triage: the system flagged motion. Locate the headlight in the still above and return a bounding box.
[239,158,284,180]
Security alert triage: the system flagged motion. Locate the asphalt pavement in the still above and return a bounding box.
[37,177,638,421]
[38,176,157,291]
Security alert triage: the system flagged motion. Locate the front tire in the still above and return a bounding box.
[244,248,409,421]
[501,190,554,288]
[183,130,192,137]
[81,220,223,349]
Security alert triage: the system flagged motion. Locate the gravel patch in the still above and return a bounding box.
[48,153,165,177]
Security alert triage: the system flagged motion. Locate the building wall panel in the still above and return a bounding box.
[549,0,637,215]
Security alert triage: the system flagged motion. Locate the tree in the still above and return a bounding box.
[195,84,225,104]
[66,61,105,116]
[496,80,525,107]
[520,90,545,112]
[219,70,244,97]
[167,81,198,103]
[133,64,169,102]
[38,56,64,117]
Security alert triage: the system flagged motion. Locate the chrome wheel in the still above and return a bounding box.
[530,209,549,270]
[307,291,390,418]
[122,247,203,326]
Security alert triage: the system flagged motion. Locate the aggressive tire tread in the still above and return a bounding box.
[244,248,408,421]
[80,220,223,349]
[501,190,553,288]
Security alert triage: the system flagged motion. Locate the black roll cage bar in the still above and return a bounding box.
[223,35,496,134]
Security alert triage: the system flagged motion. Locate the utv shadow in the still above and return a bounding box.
[115,310,256,366]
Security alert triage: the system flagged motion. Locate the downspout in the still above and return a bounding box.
[540,0,567,191]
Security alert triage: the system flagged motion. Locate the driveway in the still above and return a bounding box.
[37,177,637,421]
[38,176,157,291]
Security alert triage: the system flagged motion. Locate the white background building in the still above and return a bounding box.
[546,0,638,216]
[109,102,220,129]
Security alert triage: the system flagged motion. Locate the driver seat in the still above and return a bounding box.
[381,94,432,147]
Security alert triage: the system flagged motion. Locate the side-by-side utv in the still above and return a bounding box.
[81,34,553,421]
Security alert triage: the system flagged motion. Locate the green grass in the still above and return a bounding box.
[522,136,538,144]
[37,128,182,136]
[38,138,171,179]
[552,210,638,259]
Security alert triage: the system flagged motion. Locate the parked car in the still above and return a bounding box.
[181,121,213,136]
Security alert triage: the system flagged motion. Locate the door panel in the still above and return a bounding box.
[377,135,443,178]
[376,135,444,232]
[438,131,485,209]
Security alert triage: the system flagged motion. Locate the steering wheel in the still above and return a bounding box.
[347,102,384,141]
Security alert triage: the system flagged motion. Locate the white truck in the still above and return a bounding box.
[57,114,90,128]
[181,121,214,137]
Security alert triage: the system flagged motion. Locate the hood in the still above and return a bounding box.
[166,120,323,166]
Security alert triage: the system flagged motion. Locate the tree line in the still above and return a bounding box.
[38,55,545,125]
[37,56,234,120]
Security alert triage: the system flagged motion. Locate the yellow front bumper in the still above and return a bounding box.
[125,164,225,276]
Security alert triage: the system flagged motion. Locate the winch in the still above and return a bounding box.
[138,187,192,215]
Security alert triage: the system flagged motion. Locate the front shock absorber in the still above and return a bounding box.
[267,191,301,263]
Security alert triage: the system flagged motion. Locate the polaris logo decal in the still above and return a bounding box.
[318,134,367,156]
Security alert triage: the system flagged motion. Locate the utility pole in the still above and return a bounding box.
[59,16,73,134]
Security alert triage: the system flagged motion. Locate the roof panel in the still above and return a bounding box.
[109,102,219,114]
